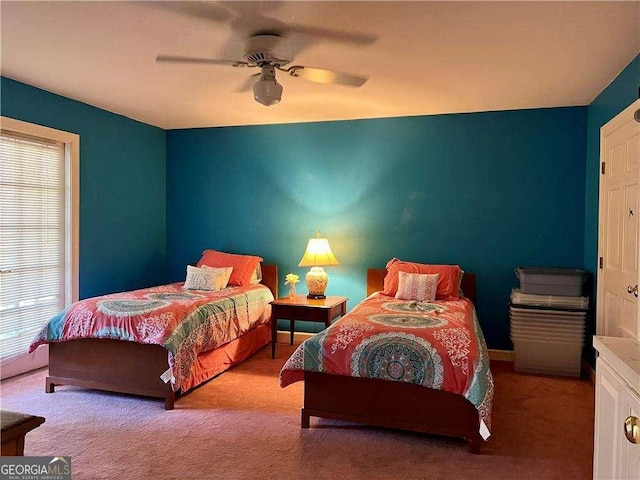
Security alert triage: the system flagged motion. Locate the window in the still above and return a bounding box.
[0,117,78,379]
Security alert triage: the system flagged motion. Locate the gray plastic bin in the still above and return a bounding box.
[515,267,586,296]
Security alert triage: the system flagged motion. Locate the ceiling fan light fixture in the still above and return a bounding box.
[253,79,282,106]
[253,65,283,106]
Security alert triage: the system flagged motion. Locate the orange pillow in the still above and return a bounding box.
[383,258,462,300]
[196,249,263,286]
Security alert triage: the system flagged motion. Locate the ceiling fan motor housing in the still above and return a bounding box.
[243,34,293,66]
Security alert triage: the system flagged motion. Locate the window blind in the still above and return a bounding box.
[0,131,65,363]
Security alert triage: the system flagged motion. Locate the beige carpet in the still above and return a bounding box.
[1,344,594,480]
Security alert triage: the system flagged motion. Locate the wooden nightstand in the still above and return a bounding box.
[271,295,348,358]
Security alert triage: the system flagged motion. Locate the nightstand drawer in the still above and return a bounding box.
[275,305,326,322]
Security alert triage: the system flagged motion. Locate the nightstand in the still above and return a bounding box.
[271,295,348,358]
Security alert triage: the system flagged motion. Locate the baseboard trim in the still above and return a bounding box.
[276,331,315,345]
[487,349,514,362]
[582,359,596,384]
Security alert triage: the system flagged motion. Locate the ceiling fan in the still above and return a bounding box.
[157,33,370,106]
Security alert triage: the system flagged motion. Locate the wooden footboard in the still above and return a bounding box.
[47,339,176,409]
[302,372,483,453]
[47,323,272,409]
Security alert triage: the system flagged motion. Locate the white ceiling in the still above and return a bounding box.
[1,1,639,130]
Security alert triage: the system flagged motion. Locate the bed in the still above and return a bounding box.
[28,251,278,410]
[279,261,494,453]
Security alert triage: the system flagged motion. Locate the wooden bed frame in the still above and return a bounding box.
[45,264,278,410]
[300,268,485,453]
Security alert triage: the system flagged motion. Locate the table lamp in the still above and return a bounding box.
[298,232,339,299]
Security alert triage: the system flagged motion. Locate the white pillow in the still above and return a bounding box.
[184,265,232,291]
[395,271,439,302]
[249,264,262,284]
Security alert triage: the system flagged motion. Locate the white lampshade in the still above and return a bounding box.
[298,234,339,299]
[298,238,339,268]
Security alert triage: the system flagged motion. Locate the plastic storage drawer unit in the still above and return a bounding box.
[510,336,584,377]
[515,267,586,296]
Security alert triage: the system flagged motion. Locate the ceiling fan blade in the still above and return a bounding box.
[285,24,377,47]
[288,66,368,88]
[235,73,261,93]
[146,1,233,23]
[151,1,376,46]
[156,55,247,67]
[228,16,375,51]
[219,1,284,17]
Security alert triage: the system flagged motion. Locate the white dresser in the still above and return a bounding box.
[593,336,640,480]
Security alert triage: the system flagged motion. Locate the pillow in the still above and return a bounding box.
[395,272,439,302]
[197,249,263,286]
[184,265,232,291]
[249,264,262,285]
[383,258,462,300]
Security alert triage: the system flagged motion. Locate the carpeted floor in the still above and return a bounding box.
[1,344,594,480]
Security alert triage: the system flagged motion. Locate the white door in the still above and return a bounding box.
[597,100,640,339]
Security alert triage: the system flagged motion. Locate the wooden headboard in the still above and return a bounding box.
[366,268,476,304]
[261,264,278,299]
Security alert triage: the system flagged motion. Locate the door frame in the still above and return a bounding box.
[596,99,640,337]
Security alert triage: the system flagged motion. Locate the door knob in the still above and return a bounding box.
[624,416,640,444]
[627,285,638,298]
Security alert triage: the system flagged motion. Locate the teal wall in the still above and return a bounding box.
[4,51,636,352]
[0,77,167,299]
[166,108,588,350]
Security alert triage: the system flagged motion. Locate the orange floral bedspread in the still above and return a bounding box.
[29,283,274,391]
[279,292,494,436]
